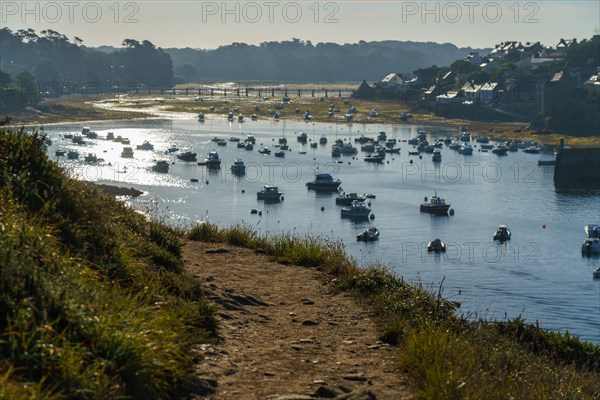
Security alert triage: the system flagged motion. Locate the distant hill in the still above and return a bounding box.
[161,39,488,82]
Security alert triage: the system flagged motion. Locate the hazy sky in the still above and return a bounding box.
[1,1,599,49]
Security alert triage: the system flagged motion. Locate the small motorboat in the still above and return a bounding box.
[55,149,66,157]
[427,239,446,253]
[167,146,179,153]
[297,132,308,143]
[493,225,511,242]
[258,147,271,155]
[177,151,197,161]
[198,112,205,121]
[251,114,258,120]
[121,147,134,158]
[458,144,473,155]
[274,150,285,158]
[136,141,154,150]
[420,192,450,215]
[336,192,367,205]
[230,159,246,175]
[257,185,283,201]
[593,267,600,279]
[585,224,600,239]
[152,160,170,173]
[432,150,442,162]
[306,173,342,191]
[523,146,541,154]
[582,238,600,256]
[204,150,221,168]
[492,144,508,155]
[319,135,327,145]
[364,154,384,163]
[84,153,98,163]
[67,150,79,159]
[357,227,380,241]
[341,201,372,219]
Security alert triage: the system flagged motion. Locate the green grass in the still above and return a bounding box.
[0,128,216,399]
[188,221,600,399]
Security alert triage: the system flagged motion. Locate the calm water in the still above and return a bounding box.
[39,116,600,344]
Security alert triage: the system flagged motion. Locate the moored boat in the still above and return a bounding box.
[121,147,134,158]
[136,141,154,151]
[341,201,372,219]
[306,173,342,191]
[204,149,221,168]
[257,185,283,201]
[420,193,451,215]
[336,193,367,205]
[152,160,170,173]
[230,159,246,175]
[357,227,379,241]
[493,225,511,242]
[177,151,197,161]
[427,239,446,252]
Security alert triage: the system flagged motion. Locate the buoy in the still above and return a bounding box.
[410,159,413,164]
[348,162,351,165]
[281,196,284,201]
[206,180,209,184]
[370,214,375,220]
[241,189,245,193]
[368,201,371,206]
[449,209,455,215]
[321,206,325,211]
[258,211,262,216]
[542,224,546,229]
[424,197,428,201]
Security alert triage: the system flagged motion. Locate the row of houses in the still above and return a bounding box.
[434,82,500,105]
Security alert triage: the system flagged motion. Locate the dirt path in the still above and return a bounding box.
[183,240,412,400]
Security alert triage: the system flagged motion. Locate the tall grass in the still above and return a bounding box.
[188,221,600,399]
[0,128,216,399]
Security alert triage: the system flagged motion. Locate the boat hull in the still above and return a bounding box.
[420,205,450,215]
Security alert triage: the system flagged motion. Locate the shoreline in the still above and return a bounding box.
[6,95,599,148]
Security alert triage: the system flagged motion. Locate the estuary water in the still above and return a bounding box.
[39,116,600,343]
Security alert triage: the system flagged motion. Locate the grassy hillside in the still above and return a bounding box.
[0,128,216,399]
[189,222,600,399]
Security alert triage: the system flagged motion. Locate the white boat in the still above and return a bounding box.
[582,238,600,255]
[585,224,600,239]
[230,159,246,175]
[523,146,541,154]
[216,139,227,146]
[341,201,371,219]
[458,144,473,155]
[257,185,283,201]
[306,173,342,191]
[258,147,271,155]
[251,114,258,120]
[245,143,254,150]
[369,108,378,117]
[204,150,221,168]
[227,112,234,121]
[357,227,380,241]
[136,141,154,151]
[493,225,511,242]
[238,114,244,122]
[121,147,134,158]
